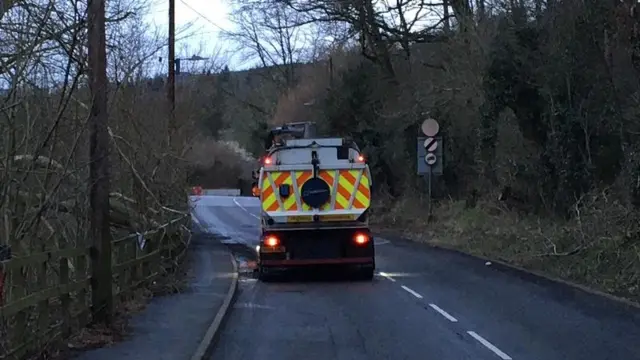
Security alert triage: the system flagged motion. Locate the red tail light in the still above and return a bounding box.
[354,233,369,245]
[264,235,279,247]
[356,155,365,162]
[263,157,272,165]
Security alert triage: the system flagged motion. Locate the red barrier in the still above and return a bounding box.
[0,245,9,306]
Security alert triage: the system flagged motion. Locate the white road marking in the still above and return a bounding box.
[401,285,423,299]
[233,197,260,219]
[467,331,512,360]
[234,302,275,310]
[378,272,396,282]
[428,303,458,322]
[374,238,390,245]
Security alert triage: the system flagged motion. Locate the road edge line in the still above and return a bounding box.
[374,230,640,310]
[189,251,239,360]
[233,197,260,219]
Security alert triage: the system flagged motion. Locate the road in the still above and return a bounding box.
[191,195,640,360]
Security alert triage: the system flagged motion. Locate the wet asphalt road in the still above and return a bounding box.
[191,195,640,360]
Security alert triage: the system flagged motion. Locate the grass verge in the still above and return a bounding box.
[372,191,640,304]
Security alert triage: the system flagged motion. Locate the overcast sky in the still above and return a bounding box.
[146,0,239,70]
[143,0,446,73]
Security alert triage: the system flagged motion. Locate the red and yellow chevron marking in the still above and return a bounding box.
[261,171,289,212]
[335,169,370,210]
[261,168,371,212]
[261,170,312,212]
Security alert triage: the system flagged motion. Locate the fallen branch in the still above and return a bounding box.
[107,126,185,216]
[533,246,583,257]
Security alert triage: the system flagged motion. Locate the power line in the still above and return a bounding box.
[177,0,228,33]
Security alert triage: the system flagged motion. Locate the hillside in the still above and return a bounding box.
[206,2,640,303]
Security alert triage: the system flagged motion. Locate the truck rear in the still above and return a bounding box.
[256,137,375,280]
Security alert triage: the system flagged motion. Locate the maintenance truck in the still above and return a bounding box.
[255,122,375,281]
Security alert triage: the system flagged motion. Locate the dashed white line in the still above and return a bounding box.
[467,331,512,360]
[428,303,458,322]
[401,285,423,299]
[232,197,498,358]
[378,272,396,282]
[233,197,260,219]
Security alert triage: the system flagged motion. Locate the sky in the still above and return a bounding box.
[146,0,239,70]
[144,0,447,73]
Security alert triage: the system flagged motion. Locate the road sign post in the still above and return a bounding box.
[417,118,443,221]
[427,166,432,219]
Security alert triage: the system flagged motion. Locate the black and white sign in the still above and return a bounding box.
[137,232,146,250]
[423,137,438,152]
[424,153,437,165]
[417,137,443,175]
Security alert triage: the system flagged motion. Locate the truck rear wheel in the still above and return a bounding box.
[257,265,273,282]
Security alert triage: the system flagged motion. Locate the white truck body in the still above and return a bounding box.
[258,137,372,230]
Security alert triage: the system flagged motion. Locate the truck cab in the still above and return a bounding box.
[252,122,317,196]
[255,128,375,281]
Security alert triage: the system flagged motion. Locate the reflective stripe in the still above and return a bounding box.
[281,172,296,210]
[260,167,371,213]
[261,171,281,212]
[348,169,363,209]
[329,169,339,210]
[335,170,352,209]
[291,172,303,210]
[355,170,371,208]
[335,170,370,210]
[297,171,313,211]
[318,170,334,211]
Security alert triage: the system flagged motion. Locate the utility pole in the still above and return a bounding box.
[87,0,113,324]
[168,0,176,131]
[443,0,451,33]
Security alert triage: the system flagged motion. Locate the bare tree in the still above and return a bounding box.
[0,0,209,350]
[224,0,313,89]
[263,0,454,76]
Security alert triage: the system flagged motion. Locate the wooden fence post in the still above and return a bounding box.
[59,241,71,337]
[76,251,88,328]
[36,247,48,349]
[10,265,26,354]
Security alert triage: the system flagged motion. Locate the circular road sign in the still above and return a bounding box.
[421,118,440,137]
[423,137,438,152]
[424,153,437,165]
